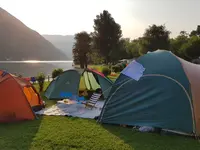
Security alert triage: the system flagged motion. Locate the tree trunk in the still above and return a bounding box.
[84,56,88,68]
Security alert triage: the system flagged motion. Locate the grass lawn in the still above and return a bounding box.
[0,79,200,149]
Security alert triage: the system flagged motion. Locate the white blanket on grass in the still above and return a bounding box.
[35,100,105,119]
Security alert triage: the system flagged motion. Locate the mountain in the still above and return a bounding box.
[0,7,68,61]
[43,35,74,59]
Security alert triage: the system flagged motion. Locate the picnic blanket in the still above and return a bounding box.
[35,100,105,119]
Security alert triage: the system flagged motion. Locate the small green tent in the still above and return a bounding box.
[44,68,113,100]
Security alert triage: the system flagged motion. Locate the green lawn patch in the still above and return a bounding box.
[0,116,199,150]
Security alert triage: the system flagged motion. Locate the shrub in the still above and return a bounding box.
[90,66,98,71]
[112,65,120,73]
[102,67,111,76]
[36,72,45,92]
[117,64,124,72]
[121,63,127,69]
[52,68,64,79]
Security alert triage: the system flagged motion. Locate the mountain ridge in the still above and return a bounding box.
[43,34,74,59]
[0,7,68,61]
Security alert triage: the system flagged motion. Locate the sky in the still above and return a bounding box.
[0,0,200,39]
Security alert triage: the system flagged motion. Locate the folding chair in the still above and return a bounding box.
[84,93,101,109]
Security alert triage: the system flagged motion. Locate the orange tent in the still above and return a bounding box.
[0,70,44,123]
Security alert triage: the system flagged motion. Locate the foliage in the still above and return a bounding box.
[52,68,63,79]
[92,10,122,64]
[141,24,171,54]
[190,25,200,37]
[72,11,200,65]
[87,50,104,65]
[102,66,111,76]
[112,65,121,72]
[72,31,91,68]
[170,31,189,59]
[117,64,125,72]
[180,36,200,61]
[120,62,127,69]
[36,72,45,92]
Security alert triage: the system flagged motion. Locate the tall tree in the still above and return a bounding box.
[92,10,122,64]
[170,31,189,59]
[141,24,171,53]
[72,31,91,68]
[180,36,200,61]
[190,25,200,37]
[125,39,141,58]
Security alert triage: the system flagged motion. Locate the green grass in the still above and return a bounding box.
[0,116,200,150]
[0,79,200,149]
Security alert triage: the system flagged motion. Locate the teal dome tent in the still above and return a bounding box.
[98,50,200,136]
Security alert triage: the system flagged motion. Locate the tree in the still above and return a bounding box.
[52,68,63,79]
[190,25,200,37]
[92,10,122,64]
[126,38,144,57]
[117,38,134,60]
[87,50,104,65]
[72,31,91,68]
[170,31,189,59]
[141,24,171,53]
[36,72,45,92]
[180,36,200,61]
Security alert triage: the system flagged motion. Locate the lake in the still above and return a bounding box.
[0,61,74,77]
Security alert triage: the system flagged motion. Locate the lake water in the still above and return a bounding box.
[0,61,74,77]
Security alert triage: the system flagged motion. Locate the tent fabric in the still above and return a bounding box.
[177,56,200,134]
[44,68,113,100]
[45,70,81,99]
[79,76,87,91]
[87,72,101,90]
[88,68,105,77]
[23,87,41,107]
[0,71,36,122]
[97,75,112,99]
[99,50,200,136]
[83,72,91,90]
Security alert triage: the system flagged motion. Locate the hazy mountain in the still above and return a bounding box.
[0,7,68,61]
[43,35,74,59]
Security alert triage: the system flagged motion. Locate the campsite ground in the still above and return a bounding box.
[0,80,200,149]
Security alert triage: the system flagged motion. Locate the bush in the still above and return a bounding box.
[52,68,64,79]
[112,65,121,73]
[121,63,127,69]
[117,64,124,72]
[90,66,98,71]
[36,72,45,92]
[102,67,111,76]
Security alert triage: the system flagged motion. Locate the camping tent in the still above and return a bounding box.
[0,70,44,122]
[98,50,200,136]
[44,68,113,100]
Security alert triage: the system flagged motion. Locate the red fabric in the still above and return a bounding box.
[22,77,31,81]
[88,68,105,77]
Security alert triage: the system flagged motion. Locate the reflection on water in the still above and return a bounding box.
[0,61,74,77]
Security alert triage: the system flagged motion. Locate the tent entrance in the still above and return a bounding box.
[79,71,101,92]
[78,71,101,98]
[23,86,40,107]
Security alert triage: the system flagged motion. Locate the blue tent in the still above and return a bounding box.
[98,50,200,136]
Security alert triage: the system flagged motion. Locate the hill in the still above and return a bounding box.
[43,35,74,59]
[0,7,68,61]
